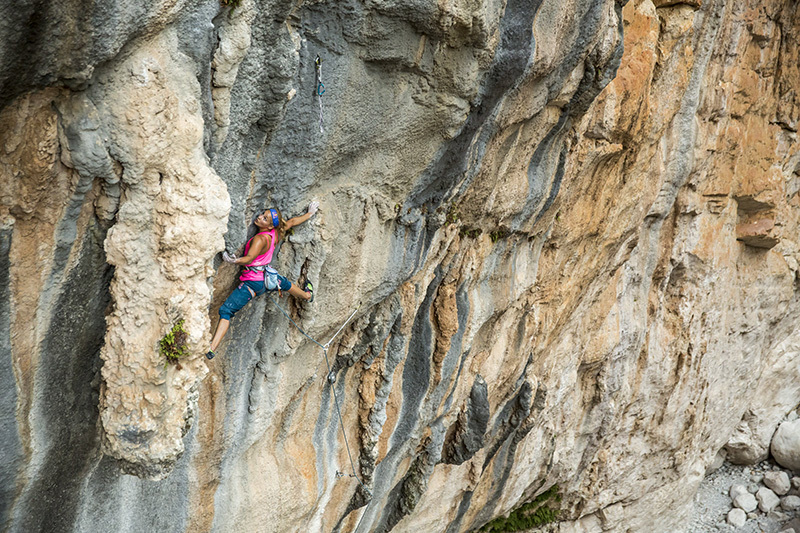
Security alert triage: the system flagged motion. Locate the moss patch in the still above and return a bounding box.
[477,485,561,532]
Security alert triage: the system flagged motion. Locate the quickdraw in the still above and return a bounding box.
[265,294,372,499]
[315,55,325,133]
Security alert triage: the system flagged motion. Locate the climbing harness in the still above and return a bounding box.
[314,55,325,133]
[265,293,372,498]
[244,264,282,291]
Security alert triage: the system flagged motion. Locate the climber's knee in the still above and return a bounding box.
[219,282,256,320]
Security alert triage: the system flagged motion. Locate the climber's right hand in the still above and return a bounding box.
[222,251,238,264]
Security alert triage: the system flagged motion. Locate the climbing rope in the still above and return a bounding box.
[314,55,325,133]
[265,293,372,498]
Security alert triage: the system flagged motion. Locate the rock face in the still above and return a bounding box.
[1,0,799,533]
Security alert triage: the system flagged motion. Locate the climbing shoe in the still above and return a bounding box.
[303,280,314,303]
[206,350,215,360]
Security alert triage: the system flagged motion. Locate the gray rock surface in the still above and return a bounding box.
[0,0,190,107]
[0,227,21,523]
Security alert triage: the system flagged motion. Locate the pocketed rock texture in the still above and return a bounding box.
[95,28,230,478]
[1,0,800,532]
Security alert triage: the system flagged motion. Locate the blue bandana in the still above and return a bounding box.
[269,209,279,228]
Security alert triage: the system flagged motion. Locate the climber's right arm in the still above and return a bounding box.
[223,235,269,265]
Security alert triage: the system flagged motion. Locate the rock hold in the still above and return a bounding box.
[736,218,779,249]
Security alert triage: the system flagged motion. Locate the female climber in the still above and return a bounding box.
[206,202,319,360]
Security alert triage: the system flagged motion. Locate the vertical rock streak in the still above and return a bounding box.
[0,228,20,527]
[408,0,544,215]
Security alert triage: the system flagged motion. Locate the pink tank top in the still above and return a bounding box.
[240,229,277,282]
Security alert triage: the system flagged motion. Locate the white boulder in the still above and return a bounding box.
[734,492,758,512]
[730,484,749,500]
[727,508,747,528]
[726,410,771,465]
[764,470,791,495]
[772,419,800,471]
[707,450,725,474]
[756,487,780,512]
[725,347,800,465]
[781,494,800,511]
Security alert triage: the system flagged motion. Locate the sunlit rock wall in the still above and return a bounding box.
[1,0,799,532]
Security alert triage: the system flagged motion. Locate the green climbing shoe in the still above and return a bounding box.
[303,281,314,303]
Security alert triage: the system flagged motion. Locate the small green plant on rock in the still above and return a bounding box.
[477,485,561,532]
[446,206,460,225]
[160,319,189,365]
[220,0,242,16]
[489,227,509,243]
[459,227,482,239]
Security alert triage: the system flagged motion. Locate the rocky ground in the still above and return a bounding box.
[683,461,800,533]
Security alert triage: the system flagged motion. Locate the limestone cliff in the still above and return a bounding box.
[0,0,799,532]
